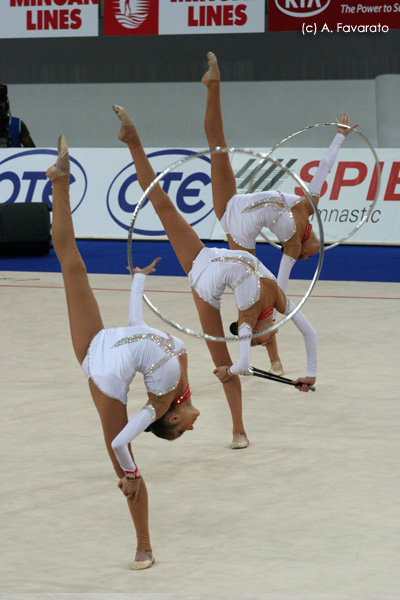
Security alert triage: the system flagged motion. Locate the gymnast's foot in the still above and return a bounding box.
[231,433,249,450]
[46,134,69,181]
[113,104,141,147]
[269,361,284,377]
[132,550,155,570]
[201,51,220,86]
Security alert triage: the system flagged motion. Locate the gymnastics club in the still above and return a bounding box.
[243,365,316,392]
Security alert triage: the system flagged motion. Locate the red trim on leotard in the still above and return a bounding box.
[302,220,313,242]
[258,305,274,321]
[172,385,191,405]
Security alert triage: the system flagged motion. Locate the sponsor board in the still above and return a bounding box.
[0,148,87,211]
[268,0,399,32]
[106,149,213,234]
[0,0,99,39]
[1,146,399,244]
[104,0,264,36]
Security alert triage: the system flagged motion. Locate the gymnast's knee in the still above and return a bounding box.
[59,249,87,276]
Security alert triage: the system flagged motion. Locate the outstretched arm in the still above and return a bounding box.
[307,113,358,199]
[213,324,252,382]
[276,253,296,293]
[128,258,161,326]
[285,299,317,391]
[111,405,156,501]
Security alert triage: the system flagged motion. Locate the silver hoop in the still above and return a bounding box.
[247,123,381,251]
[127,147,324,342]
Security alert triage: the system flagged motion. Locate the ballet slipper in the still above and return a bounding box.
[131,550,155,570]
[201,51,220,86]
[231,433,249,450]
[269,361,284,377]
[46,134,69,181]
[112,104,141,146]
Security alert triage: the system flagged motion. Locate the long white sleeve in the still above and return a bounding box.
[128,273,146,326]
[272,254,296,322]
[286,299,317,377]
[111,406,155,476]
[229,323,252,375]
[308,133,345,197]
[276,254,296,293]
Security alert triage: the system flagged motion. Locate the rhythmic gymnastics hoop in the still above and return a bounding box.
[127,147,324,343]
[247,123,381,251]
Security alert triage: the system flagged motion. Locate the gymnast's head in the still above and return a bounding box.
[298,234,320,260]
[282,230,320,261]
[146,398,200,441]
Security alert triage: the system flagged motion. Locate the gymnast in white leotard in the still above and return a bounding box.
[201,51,357,376]
[114,104,317,453]
[46,137,199,571]
[81,272,187,402]
[188,245,317,380]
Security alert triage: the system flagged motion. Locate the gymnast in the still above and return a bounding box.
[113,105,317,451]
[46,136,200,570]
[201,51,357,376]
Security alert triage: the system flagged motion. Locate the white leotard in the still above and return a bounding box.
[188,246,276,310]
[220,190,302,249]
[81,273,186,404]
[220,132,346,250]
[188,247,317,378]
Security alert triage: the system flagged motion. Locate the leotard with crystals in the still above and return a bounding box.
[220,189,302,250]
[188,246,275,310]
[220,132,346,251]
[81,273,186,404]
[188,246,317,378]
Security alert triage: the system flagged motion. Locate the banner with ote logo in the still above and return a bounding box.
[0,0,99,39]
[1,146,399,244]
[104,0,265,36]
[268,0,399,32]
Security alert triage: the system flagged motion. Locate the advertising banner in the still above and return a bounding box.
[268,0,399,33]
[104,0,265,36]
[1,146,399,244]
[0,0,99,39]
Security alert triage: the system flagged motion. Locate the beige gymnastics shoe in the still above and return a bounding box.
[112,104,141,146]
[231,433,249,450]
[132,550,156,570]
[46,134,69,181]
[269,361,284,377]
[201,51,221,86]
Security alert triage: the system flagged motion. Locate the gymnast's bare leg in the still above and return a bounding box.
[47,137,154,569]
[114,106,248,449]
[202,51,283,376]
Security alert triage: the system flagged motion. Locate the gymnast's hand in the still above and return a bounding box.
[292,376,316,393]
[335,113,358,137]
[133,257,162,276]
[118,476,141,503]
[213,365,233,383]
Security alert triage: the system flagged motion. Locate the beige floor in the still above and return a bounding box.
[1,270,400,596]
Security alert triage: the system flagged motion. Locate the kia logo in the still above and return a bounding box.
[275,0,331,18]
[0,149,87,213]
[106,149,213,234]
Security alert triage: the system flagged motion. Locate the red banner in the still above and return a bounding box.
[268,0,400,32]
[104,0,265,36]
[104,0,159,36]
